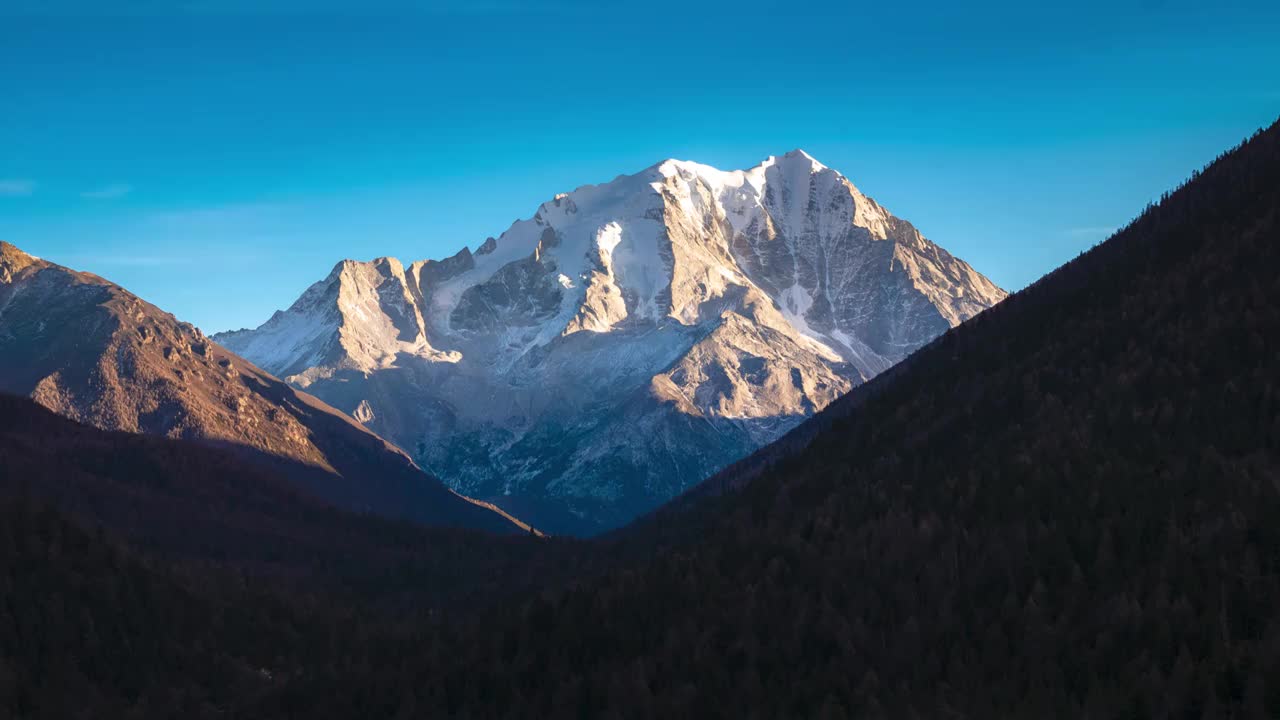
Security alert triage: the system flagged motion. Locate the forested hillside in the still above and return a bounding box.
[0,394,563,611]
[0,491,305,718]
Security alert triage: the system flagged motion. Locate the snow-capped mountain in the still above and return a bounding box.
[215,150,1006,533]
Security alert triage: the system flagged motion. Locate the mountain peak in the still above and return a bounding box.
[371,256,404,271]
[652,157,716,179]
[0,241,46,281]
[781,147,818,161]
[771,148,827,172]
[654,149,829,180]
[327,256,407,280]
[0,241,33,262]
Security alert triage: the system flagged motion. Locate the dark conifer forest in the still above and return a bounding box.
[3,118,1280,718]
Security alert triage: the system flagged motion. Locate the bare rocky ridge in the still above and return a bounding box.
[0,241,526,535]
[216,151,1006,533]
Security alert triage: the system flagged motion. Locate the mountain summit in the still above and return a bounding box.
[216,151,1006,532]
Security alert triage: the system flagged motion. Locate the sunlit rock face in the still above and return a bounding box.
[216,150,1006,534]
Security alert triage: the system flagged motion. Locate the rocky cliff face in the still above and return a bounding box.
[215,151,1006,533]
[0,242,527,534]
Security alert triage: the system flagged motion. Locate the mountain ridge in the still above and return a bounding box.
[0,243,528,534]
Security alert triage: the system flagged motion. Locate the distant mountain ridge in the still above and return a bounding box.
[216,150,1005,533]
[0,241,526,534]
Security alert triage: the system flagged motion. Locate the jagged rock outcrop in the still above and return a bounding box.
[214,255,461,382]
[216,151,1006,533]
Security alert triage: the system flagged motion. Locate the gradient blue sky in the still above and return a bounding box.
[2,0,1277,333]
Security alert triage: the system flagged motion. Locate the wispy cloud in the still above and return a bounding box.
[81,183,134,199]
[1063,226,1115,240]
[62,254,193,267]
[143,202,288,230]
[62,250,266,268]
[0,179,36,197]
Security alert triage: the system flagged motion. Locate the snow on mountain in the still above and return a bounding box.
[214,256,461,381]
[215,150,1006,534]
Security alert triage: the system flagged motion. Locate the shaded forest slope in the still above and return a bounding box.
[304,120,1280,717]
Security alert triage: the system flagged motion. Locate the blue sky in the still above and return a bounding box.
[2,1,1277,333]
